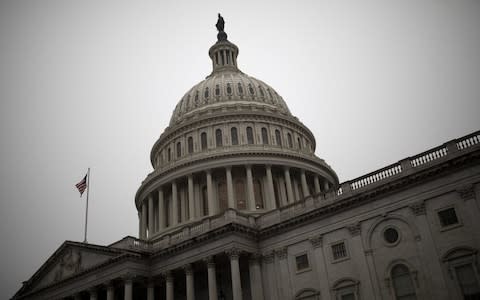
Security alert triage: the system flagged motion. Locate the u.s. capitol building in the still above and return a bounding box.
[13,17,480,300]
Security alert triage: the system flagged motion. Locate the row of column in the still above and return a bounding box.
[140,165,331,239]
[71,251,263,300]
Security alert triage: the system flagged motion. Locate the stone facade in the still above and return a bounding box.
[12,22,480,300]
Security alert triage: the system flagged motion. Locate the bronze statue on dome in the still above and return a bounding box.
[216,13,225,32]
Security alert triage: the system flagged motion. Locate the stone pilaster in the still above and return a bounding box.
[204,256,218,300]
[184,264,195,300]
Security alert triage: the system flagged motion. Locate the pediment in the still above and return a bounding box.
[26,241,124,292]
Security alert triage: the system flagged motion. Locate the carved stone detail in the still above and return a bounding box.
[458,185,475,201]
[249,252,262,265]
[226,247,241,259]
[54,248,82,282]
[309,235,323,248]
[275,247,288,260]
[183,263,193,275]
[204,256,216,267]
[347,222,361,236]
[409,201,426,216]
[262,251,275,264]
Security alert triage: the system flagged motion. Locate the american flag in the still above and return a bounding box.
[75,174,87,196]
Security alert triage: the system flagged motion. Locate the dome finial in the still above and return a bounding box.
[215,13,227,41]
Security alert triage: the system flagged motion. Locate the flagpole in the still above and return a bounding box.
[84,168,90,243]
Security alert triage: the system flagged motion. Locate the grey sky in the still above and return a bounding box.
[1,0,479,297]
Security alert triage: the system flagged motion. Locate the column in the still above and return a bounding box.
[313,175,321,194]
[89,288,97,300]
[249,254,265,300]
[165,271,174,300]
[300,170,310,198]
[172,181,178,225]
[283,167,294,203]
[106,281,115,300]
[180,187,186,222]
[246,165,255,210]
[278,177,288,206]
[227,249,243,300]
[206,170,215,215]
[147,280,155,300]
[141,202,147,239]
[226,167,235,209]
[148,195,154,237]
[205,256,218,300]
[323,180,329,192]
[188,175,195,220]
[265,165,276,210]
[293,178,300,201]
[185,264,195,300]
[158,188,166,230]
[124,278,133,300]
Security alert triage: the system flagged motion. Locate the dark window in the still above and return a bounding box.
[220,50,225,65]
[332,242,347,260]
[202,186,208,216]
[341,294,355,300]
[231,127,238,145]
[201,132,207,150]
[261,127,269,145]
[384,228,399,244]
[204,87,209,99]
[167,148,171,161]
[176,142,181,158]
[187,137,193,154]
[226,50,230,64]
[215,52,219,65]
[226,83,232,95]
[216,129,223,147]
[194,91,199,103]
[258,85,264,97]
[438,207,459,227]
[235,180,246,209]
[295,254,309,271]
[238,83,244,95]
[275,129,282,146]
[248,84,255,95]
[246,127,254,144]
[217,181,228,212]
[287,133,293,148]
[392,264,417,300]
[455,264,480,299]
[215,84,220,96]
[297,137,302,149]
[254,179,264,209]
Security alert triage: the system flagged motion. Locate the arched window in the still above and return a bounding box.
[201,132,207,150]
[254,179,264,209]
[248,84,255,95]
[204,87,209,99]
[443,247,480,299]
[231,127,238,145]
[298,137,302,149]
[258,85,265,97]
[176,142,181,158]
[215,129,223,147]
[215,84,220,96]
[275,129,282,146]
[391,264,417,300]
[235,179,246,209]
[237,83,244,95]
[261,127,269,145]
[187,137,193,154]
[167,148,171,161]
[217,181,228,212]
[226,83,232,95]
[287,133,293,148]
[246,127,254,144]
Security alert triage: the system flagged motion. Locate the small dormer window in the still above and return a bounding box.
[258,86,265,97]
[248,84,255,95]
[226,50,230,64]
[204,87,209,99]
[226,83,232,95]
[267,88,273,100]
[195,91,199,103]
[238,83,244,95]
[215,85,220,96]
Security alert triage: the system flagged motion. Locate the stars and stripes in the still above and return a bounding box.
[75,174,87,196]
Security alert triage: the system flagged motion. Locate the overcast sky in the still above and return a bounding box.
[1,0,479,297]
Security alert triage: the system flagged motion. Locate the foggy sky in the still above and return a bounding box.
[1,0,479,297]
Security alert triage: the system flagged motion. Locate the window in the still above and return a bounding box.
[384,227,400,244]
[202,186,208,216]
[333,278,359,300]
[226,83,232,95]
[288,133,293,148]
[443,247,480,299]
[167,148,171,161]
[194,91,199,103]
[246,127,254,144]
[261,127,269,145]
[391,264,417,300]
[231,127,238,145]
[188,137,193,154]
[295,254,310,271]
[215,84,220,96]
[204,87,209,99]
[455,264,480,299]
[438,207,459,227]
[275,129,282,146]
[176,142,181,158]
[248,84,255,95]
[254,179,264,209]
[258,85,265,97]
[298,137,302,149]
[332,241,348,261]
[235,179,246,209]
[201,132,207,150]
[238,83,243,95]
[217,181,228,212]
[216,129,223,147]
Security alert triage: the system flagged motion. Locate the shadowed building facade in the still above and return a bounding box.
[12,18,480,300]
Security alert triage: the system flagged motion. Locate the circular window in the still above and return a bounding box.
[384,227,399,244]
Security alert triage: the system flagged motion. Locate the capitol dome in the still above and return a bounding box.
[135,21,339,240]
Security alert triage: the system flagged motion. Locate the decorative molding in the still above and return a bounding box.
[226,247,241,259]
[346,223,361,236]
[262,251,275,264]
[309,235,323,248]
[457,185,475,201]
[183,263,193,275]
[364,249,373,256]
[203,256,216,267]
[409,201,426,216]
[248,252,262,265]
[275,247,288,260]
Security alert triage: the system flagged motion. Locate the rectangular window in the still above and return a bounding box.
[438,207,459,227]
[455,264,480,298]
[295,254,309,271]
[332,242,347,260]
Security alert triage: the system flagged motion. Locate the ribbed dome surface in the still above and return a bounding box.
[169,70,292,125]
